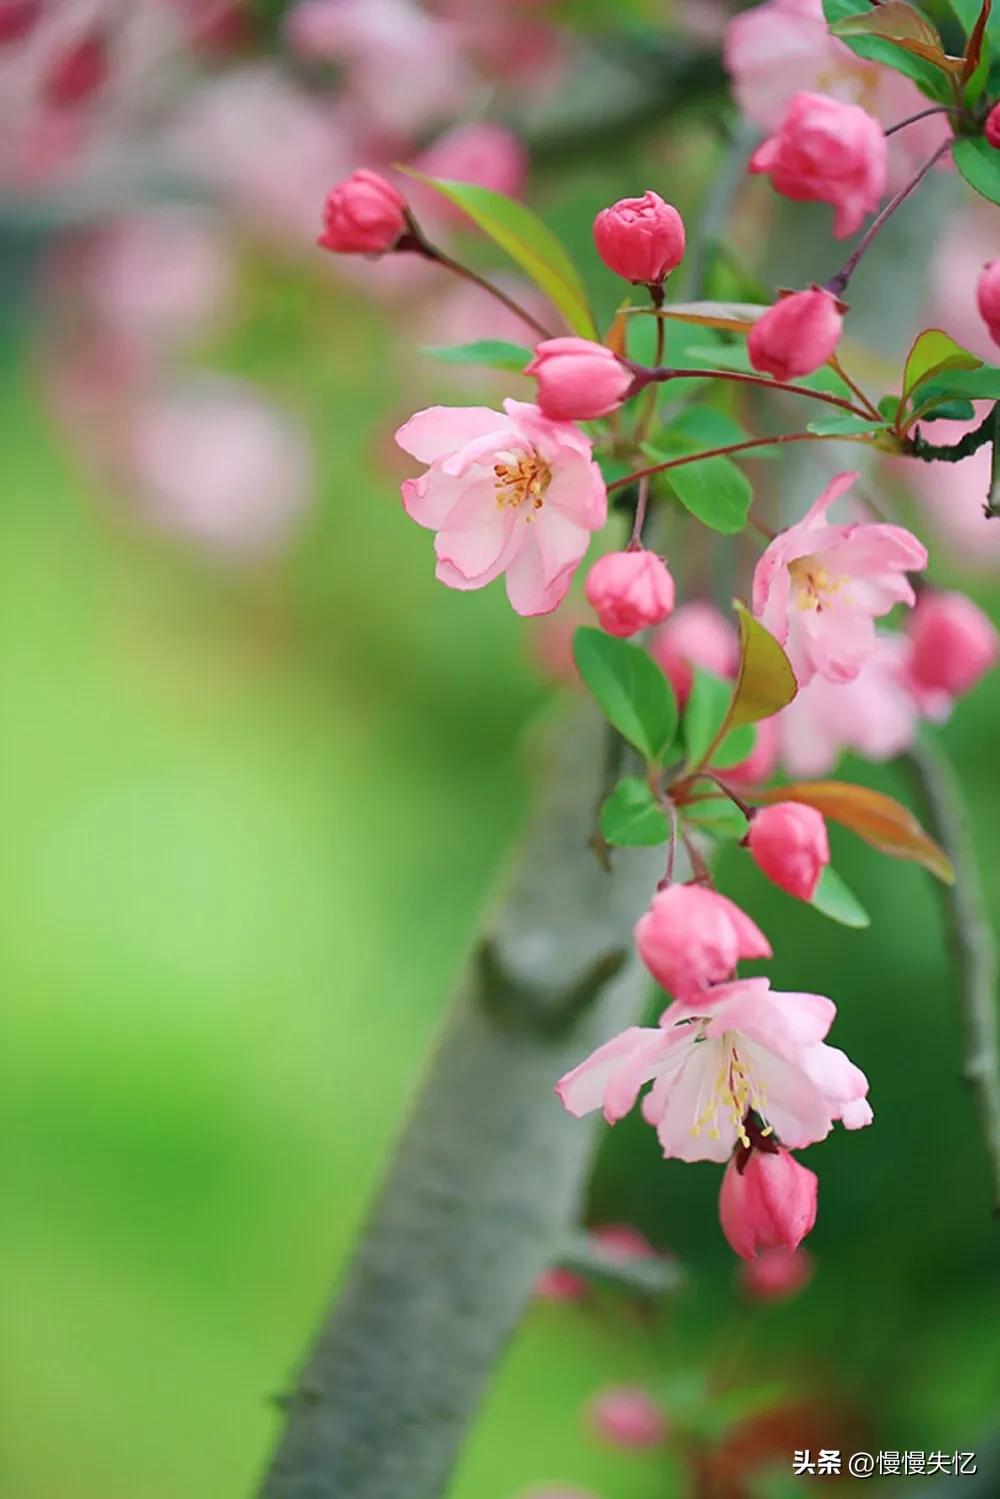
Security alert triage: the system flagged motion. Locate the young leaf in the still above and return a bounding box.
[573,628,678,762]
[822,0,956,97]
[421,339,535,372]
[961,0,994,85]
[729,603,798,727]
[649,300,767,334]
[832,0,963,70]
[953,135,1000,207]
[806,414,888,437]
[402,172,597,337]
[757,780,955,883]
[713,723,757,770]
[683,668,733,768]
[683,796,749,841]
[918,397,977,422]
[660,451,753,535]
[810,867,872,928]
[911,363,1000,405]
[600,778,671,847]
[902,328,982,401]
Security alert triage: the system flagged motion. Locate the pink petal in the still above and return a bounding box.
[556,1026,654,1118]
[395,405,507,463]
[505,531,575,616]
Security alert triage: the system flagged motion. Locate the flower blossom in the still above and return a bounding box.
[584,549,675,637]
[556,978,873,1162]
[748,803,829,901]
[587,1388,668,1449]
[752,471,927,687]
[719,1140,818,1260]
[748,91,886,239]
[747,287,843,382]
[396,400,606,616]
[906,590,999,703]
[649,601,739,705]
[635,884,771,999]
[593,191,686,284]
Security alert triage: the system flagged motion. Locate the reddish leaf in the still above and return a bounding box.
[757,780,955,883]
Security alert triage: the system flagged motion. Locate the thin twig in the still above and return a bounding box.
[825,140,953,297]
[400,224,554,340]
[630,364,874,419]
[607,430,844,494]
[884,105,953,137]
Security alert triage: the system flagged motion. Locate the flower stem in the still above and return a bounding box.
[825,140,952,298]
[607,430,843,494]
[629,364,875,420]
[884,105,953,138]
[401,222,554,341]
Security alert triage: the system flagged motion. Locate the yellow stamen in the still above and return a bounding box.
[493,452,551,513]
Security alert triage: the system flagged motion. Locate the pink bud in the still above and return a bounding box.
[525,337,633,421]
[587,1387,667,1449]
[748,91,886,239]
[748,287,843,382]
[976,261,1000,349]
[649,602,739,706]
[719,1146,818,1261]
[584,550,675,637]
[907,591,999,701]
[0,0,40,44]
[986,104,1000,150]
[318,170,408,256]
[45,32,109,108]
[740,1246,813,1302]
[748,802,829,901]
[593,191,686,284]
[634,884,770,999]
[591,1223,657,1259]
[534,1267,588,1302]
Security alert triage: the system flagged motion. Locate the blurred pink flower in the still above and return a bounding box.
[587,1387,667,1449]
[412,123,527,218]
[929,203,1000,360]
[649,602,740,706]
[88,210,233,351]
[741,1244,814,1300]
[748,91,886,239]
[533,1267,587,1302]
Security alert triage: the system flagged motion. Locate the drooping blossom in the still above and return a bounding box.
[526,338,633,422]
[719,1141,818,1260]
[584,550,675,637]
[556,978,873,1162]
[319,169,408,255]
[587,1388,668,1449]
[649,602,739,706]
[747,287,843,382]
[752,471,927,687]
[741,1245,813,1300]
[977,262,1000,348]
[906,591,999,703]
[396,400,606,616]
[593,191,686,284]
[635,884,771,999]
[748,803,829,901]
[749,91,886,239]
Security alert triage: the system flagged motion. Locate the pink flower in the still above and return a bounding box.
[752,471,927,687]
[593,191,686,284]
[413,122,527,215]
[318,168,408,255]
[591,1223,658,1259]
[747,287,843,382]
[977,261,1000,348]
[534,1267,587,1302]
[556,978,873,1162]
[587,1388,667,1449]
[44,30,108,108]
[649,602,739,706]
[906,591,999,702]
[749,803,829,901]
[584,550,675,637]
[396,400,606,616]
[749,91,885,239]
[0,0,39,45]
[719,1144,818,1260]
[727,716,780,788]
[525,338,633,422]
[741,1245,813,1300]
[635,884,771,999]
[986,104,1000,150]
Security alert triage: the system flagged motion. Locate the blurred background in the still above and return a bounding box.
[2,2,998,1496]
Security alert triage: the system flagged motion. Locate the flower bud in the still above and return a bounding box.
[977,261,1000,349]
[587,1388,667,1449]
[593,191,686,284]
[748,802,829,901]
[634,884,770,999]
[741,1246,813,1302]
[986,104,1000,150]
[907,591,999,701]
[649,602,739,706]
[719,1146,818,1261]
[0,0,40,44]
[318,169,408,256]
[749,91,886,239]
[748,287,843,382]
[525,337,633,421]
[584,550,675,637]
[45,31,108,107]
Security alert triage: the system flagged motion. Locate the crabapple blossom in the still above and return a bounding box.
[741,1245,813,1300]
[748,803,829,902]
[319,169,408,256]
[906,591,999,702]
[525,338,633,422]
[986,105,1000,150]
[634,884,771,999]
[413,122,527,214]
[587,1388,667,1449]
[556,978,873,1163]
[752,471,927,687]
[649,602,739,706]
[584,550,675,637]
[748,91,886,239]
[747,287,843,381]
[718,1143,818,1260]
[593,191,686,284]
[977,262,1000,348]
[396,400,606,616]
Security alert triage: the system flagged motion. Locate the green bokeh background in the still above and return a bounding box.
[3,145,999,1497]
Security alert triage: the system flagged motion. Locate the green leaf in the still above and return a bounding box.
[879,394,902,423]
[953,134,1000,206]
[647,446,752,535]
[810,867,872,928]
[683,796,749,841]
[669,404,749,450]
[402,173,597,337]
[713,723,757,770]
[805,414,888,437]
[683,668,733,769]
[902,328,982,400]
[572,628,678,762]
[729,603,798,727]
[822,0,956,97]
[421,339,535,372]
[919,397,977,422]
[600,778,671,847]
[912,364,1000,404]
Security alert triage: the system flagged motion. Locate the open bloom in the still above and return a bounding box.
[556,978,873,1162]
[749,91,885,239]
[396,400,606,616]
[593,190,686,283]
[749,802,829,901]
[748,287,843,381]
[752,471,927,687]
[584,549,675,636]
[525,338,633,422]
[634,884,771,999]
[719,1143,818,1260]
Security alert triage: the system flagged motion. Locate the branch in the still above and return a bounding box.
[903,737,1000,1214]
[910,404,997,463]
[256,708,663,1499]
